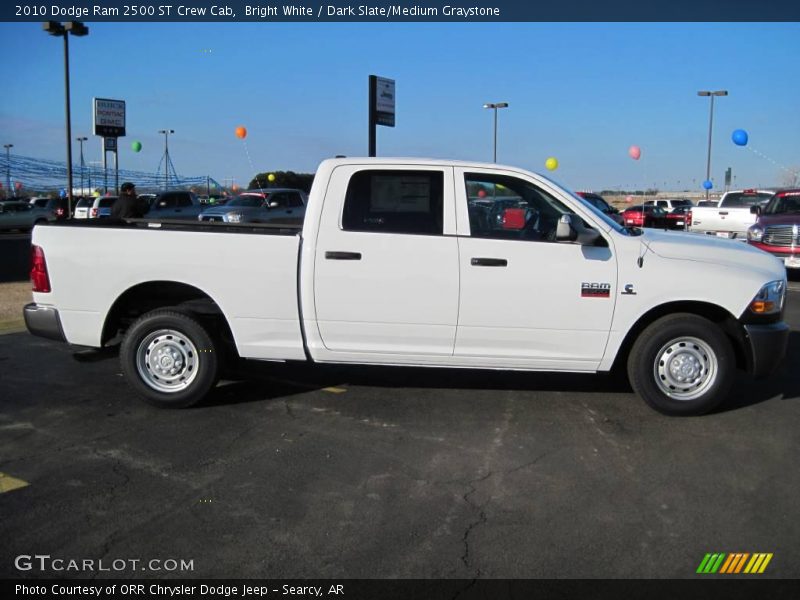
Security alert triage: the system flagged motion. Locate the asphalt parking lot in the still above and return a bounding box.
[1,285,799,580]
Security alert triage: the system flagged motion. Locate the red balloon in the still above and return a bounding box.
[628,145,641,160]
[14,182,22,190]
[235,126,247,139]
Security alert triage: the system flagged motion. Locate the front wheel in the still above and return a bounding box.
[627,313,735,415]
[120,309,219,408]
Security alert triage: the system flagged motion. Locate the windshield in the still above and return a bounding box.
[720,192,773,208]
[76,198,93,208]
[227,195,264,208]
[764,193,800,215]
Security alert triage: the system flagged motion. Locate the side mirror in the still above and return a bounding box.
[556,214,601,245]
[268,201,280,208]
[750,205,761,215]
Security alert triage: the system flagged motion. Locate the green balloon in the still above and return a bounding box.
[131,141,142,152]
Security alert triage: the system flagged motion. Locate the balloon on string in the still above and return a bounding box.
[267,173,276,182]
[232,184,239,192]
[14,182,22,190]
[235,126,247,139]
[731,129,748,146]
[625,195,634,203]
[702,180,713,190]
[628,145,641,160]
[544,157,559,171]
[131,141,142,152]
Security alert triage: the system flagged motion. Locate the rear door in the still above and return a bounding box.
[313,165,459,356]
[454,168,617,369]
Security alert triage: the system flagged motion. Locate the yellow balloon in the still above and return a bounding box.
[267,173,276,182]
[545,157,559,171]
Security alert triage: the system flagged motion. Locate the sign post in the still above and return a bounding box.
[368,75,395,157]
[93,98,125,195]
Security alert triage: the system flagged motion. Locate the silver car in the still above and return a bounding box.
[0,200,53,232]
[198,189,307,224]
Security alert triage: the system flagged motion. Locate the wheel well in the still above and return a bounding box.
[101,281,236,352]
[611,301,748,372]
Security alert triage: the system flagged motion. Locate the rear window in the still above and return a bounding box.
[98,198,116,208]
[76,198,93,208]
[720,192,773,208]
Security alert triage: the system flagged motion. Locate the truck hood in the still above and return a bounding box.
[757,214,800,226]
[641,229,784,276]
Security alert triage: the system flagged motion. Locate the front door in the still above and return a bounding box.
[454,168,617,369]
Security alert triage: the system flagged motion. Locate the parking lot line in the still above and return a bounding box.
[0,472,29,494]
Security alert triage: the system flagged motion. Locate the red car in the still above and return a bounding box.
[665,206,691,230]
[621,205,668,228]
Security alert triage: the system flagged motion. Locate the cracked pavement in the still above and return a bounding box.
[1,290,799,579]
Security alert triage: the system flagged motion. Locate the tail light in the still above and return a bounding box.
[56,208,65,217]
[687,210,692,225]
[31,245,51,293]
[90,207,98,217]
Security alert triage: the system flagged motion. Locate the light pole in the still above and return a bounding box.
[76,136,87,196]
[483,102,509,163]
[3,144,12,197]
[697,90,728,200]
[158,129,174,191]
[44,20,89,215]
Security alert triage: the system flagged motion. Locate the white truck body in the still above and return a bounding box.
[26,158,789,415]
[688,189,774,239]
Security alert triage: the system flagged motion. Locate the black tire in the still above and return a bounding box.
[627,313,734,416]
[120,309,219,408]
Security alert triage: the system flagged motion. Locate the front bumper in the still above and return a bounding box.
[743,322,790,377]
[23,303,66,342]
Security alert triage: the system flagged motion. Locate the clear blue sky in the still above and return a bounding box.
[1,22,798,191]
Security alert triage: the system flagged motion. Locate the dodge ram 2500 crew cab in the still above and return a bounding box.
[24,158,789,415]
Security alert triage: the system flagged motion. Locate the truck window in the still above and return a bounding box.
[465,173,572,241]
[342,170,444,235]
[287,192,304,208]
[177,195,193,207]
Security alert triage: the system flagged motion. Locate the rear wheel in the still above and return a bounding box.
[627,313,734,415]
[120,309,219,408]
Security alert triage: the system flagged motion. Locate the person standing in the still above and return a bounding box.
[111,182,148,219]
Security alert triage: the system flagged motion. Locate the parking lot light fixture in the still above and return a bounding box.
[483,102,509,163]
[697,90,728,200]
[158,129,175,190]
[44,20,89,216]
[3,143,12,197]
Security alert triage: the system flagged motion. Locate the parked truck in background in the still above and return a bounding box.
[24,158,789,416]
[688,189,774,239]
[747,188,800,269]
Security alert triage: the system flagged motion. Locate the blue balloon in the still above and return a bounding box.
[732,129,748,146]
[59,188,67,198]
[702,180,713,190]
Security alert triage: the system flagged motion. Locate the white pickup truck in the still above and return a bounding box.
[24,158,789,415]
[688,189,775,239]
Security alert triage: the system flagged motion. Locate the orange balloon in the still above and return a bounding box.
[235,126,247,139]
[232,184,239,192]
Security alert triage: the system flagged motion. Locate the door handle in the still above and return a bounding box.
[471,257,507,267]
[325,251,362,260]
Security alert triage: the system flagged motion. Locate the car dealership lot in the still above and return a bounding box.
[1,292,799,579]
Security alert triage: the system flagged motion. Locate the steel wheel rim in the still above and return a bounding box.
[653,336,718,401]
[136,328,199,393]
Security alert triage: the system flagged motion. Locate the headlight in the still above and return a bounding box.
[197,214,204,221]
[224,212,242,223]
[747,224,764,242]
[749,280,786,315]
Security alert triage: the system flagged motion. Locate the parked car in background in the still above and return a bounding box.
[644,198,694,211]
[621,205,668,228]
[0,200,53,231]
[747,188,800,269]
[138,193,158,208]
[29,197,51,209]
[198,188,308,224]
[146,191,204,220]
[666,206,691,230]
[88,196,118,219]
[73,197,94,219]
[688,189,773,239]
[575,191,623,224]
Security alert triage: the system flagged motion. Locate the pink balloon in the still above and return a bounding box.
[625,195,634,203]
[628,145,641,160]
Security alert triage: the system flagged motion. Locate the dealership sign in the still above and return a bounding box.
[93,98,126,137]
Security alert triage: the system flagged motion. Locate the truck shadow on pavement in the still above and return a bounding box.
[198,331,800,414]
